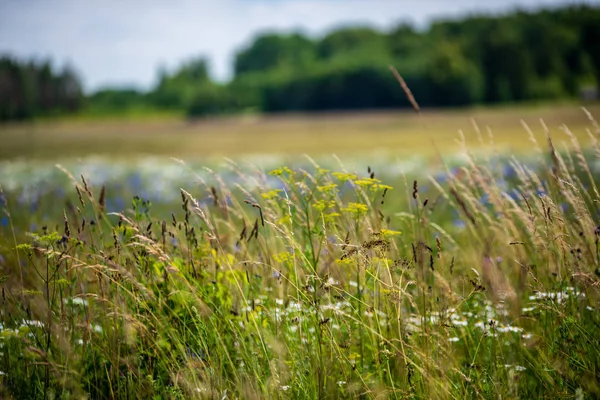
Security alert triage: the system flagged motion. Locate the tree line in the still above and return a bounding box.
[0,57,83,121]
[1,4,599,121]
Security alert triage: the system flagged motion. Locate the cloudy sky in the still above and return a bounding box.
[0,0,596,92]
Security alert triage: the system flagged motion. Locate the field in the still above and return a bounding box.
[1,103,600,399]
[1,103,599,160]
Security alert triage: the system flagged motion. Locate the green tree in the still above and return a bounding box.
[317,27,386,60]
[0,56,83,121]
[234,32,315,76]
[387,23,424,59]
[424,41,483,106]
[88,88,146,113]
[151,57,212,108]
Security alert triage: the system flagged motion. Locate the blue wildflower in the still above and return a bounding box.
[453,219,466,229]
[503,164,516,179]
[106,199,116,213]
[198,196,212,207]
[127,173,143,191]
[434,173,448,184]
[508,189,521,201]
[17,192,27,205]
[114,196,125,211]
[54,187,66,199]
[495,178,508,191]
[480,194,490,205]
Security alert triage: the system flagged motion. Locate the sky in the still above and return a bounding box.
[0,0,597,92]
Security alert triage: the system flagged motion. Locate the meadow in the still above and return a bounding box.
[0,103,600,399]
[1,103,599,160]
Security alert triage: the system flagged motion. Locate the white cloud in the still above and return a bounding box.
[0,0,593,91]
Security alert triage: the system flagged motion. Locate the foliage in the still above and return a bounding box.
[0,56,83,121]
[234,32,316,76]
[150,57,212,110]
[2,5,600,121]
[224,4,600,113]
[422,41,484,106]
[86,88,150,114]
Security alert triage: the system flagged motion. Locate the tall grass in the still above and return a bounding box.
[1,113,600,399]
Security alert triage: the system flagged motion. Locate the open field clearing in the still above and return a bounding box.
[3,1,600,397]
[1,104,600,398]
[1,103,599,161]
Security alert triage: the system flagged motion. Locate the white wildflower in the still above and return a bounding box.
[497,325,523,333]
[288,301,302,312]
[21,319,44,328]
[504,364,526,372]
[326,277,340,286]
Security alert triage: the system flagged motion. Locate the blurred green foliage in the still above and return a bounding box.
[185,4,600,115]
[0,57,83,121]
[1,4,599,121]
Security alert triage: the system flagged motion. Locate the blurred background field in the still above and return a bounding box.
[1,103,599,161]
[2,2,600,167]
[2,2,600,165]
